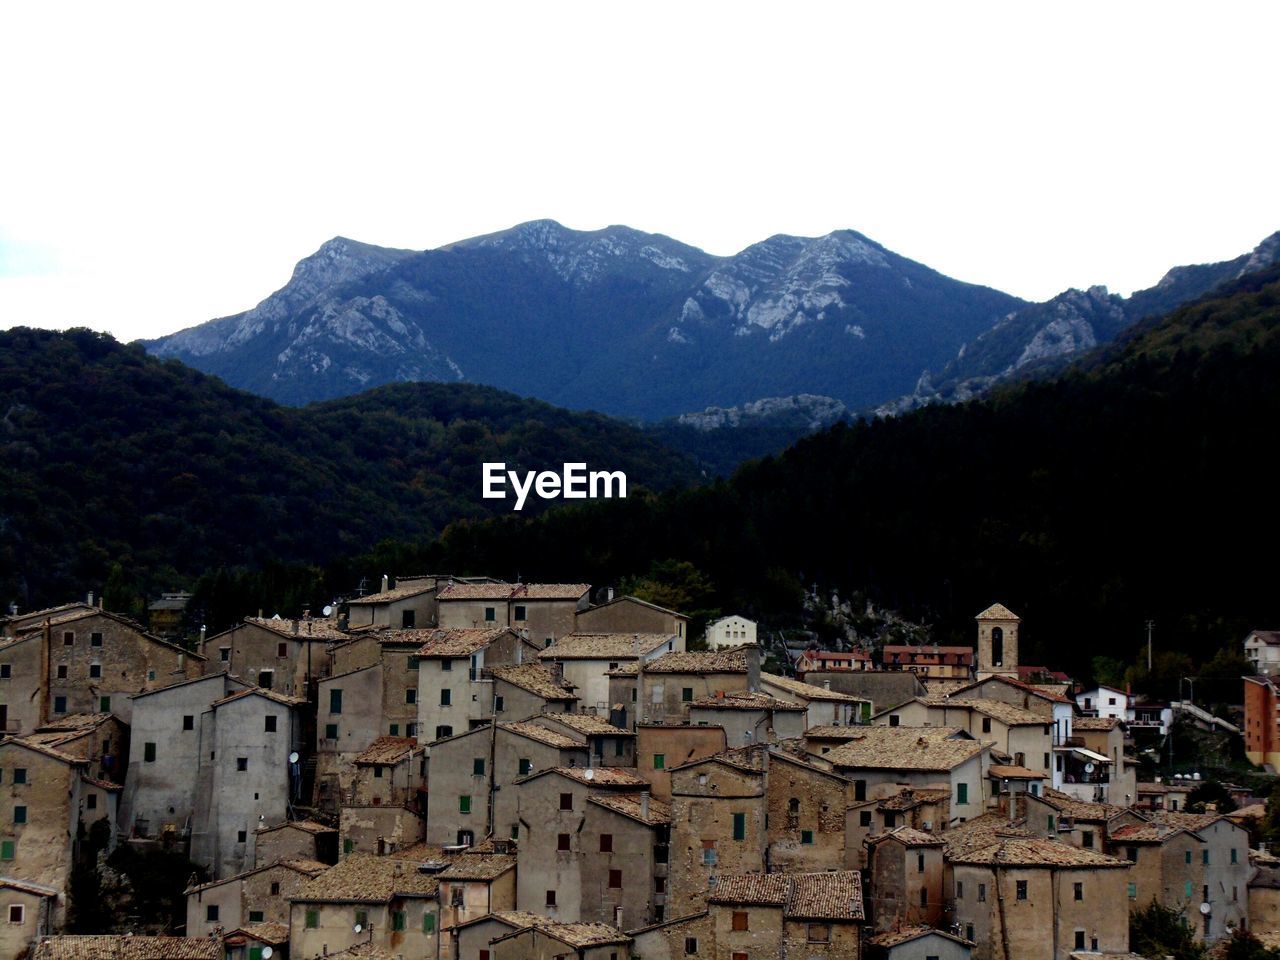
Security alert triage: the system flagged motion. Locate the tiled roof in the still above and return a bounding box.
[581,595,687,618]
[927,697,1048,726]
[709,871,865,921]
[417,627,512,657]
[15,608,207,660]
[975,603,1021,621]
[1,735,85,765]
[437,582,589,601]
[243,616,350,641]
[804,726,865,741]
[323,945,398,960]
[230,923,289,945]
[347,582,436,605]
[1073,716,1122,731]
[186,858,329,894]
[543,766,650,788]
[256,818,335,835]
[869,926,975,948]
[942,813,1036,857]
[824,727,984,771]
[877,787,951,812]
[354,737,422,765]
[437,854,517,881]
[1107,822,1192,844]
[490,664,577,700]
[1038,788,1121,821]
[949,835,1130,868]
[81,776,122,791]
[955,674,1072,704]
[37,713,114,731]
[920,678,972,697]
[540,713,633,737]
[867,826,945,847]
[800,649,871,662]
[32,937,220,960]
[883,645,975,665]
[1148,810,1232,832]
[521,583,591,600]
[292,853,439,902]
[210,687,307,709]
[609,651,748,675]
[0,876,58,897]
[540,633,675,660]
[988,765,1045,779]
[384,842,448,862]
[497,920,630,948]
[761,673,867,703]
[500,721,583,750]
[437,583,518,600]
[688,692,806,712]
[589,792,673,826]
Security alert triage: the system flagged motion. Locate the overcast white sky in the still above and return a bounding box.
[2,2,1277,342]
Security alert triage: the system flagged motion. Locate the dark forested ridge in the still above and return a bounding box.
[394,265,1280,674]
[0,328,699,607]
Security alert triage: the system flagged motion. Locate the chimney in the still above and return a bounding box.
[641,793,650,821]
[199,625,207,645]
[292,620,299,636]
[823,680,831,690]
[606,587,614,602]
[87,591,94,607]
[382,575,390,594]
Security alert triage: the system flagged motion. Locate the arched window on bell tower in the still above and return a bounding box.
[991,627,1004,667]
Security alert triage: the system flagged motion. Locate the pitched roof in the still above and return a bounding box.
[1037,788,1122,821]
[953,674,1072,704]
[824,726,985,772]
[708,871,865,921]
[354,736,422,765]
[36,713,115,732]
[949,835,1131,868]
[240,615,349,641]
[988,764,1045,779]
[942,812,1037,857]
[347,582,437,605]
[876,787,951,811]
[437,854,517,881]
[210,687,306,709]
[589,792,673,826]
[932,697,1048,726]
[539,713,633,737]
[540,633,676,660]
[883,645,975,665]
[609,651,748,675]
[16,608,208,660]
[436,582,589,601]
[869,926,975,949]
[495,920,630,949]
[256,818,335,836]
[867,826,945,848]
[32,938,220,960]
[0,876,59,897]
[490,664,578,700]
[185,858,329,894]
[541,766,650,788]
[1107,822,1196,844]
[292,853,439,902]
[0,735,85,766]
[1148,810,1236,833]
[975,603,1021,621]
[761,672,868,703]
[500,721,583,750]
[417,627,514,657]
[1073,715,1122,731]
[688,692,806,712]
[804,726,866,741]
[227,923,289,946]
[580,595,687,618]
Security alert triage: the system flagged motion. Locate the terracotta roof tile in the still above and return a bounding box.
[210,687,307,709]
[545,766,649,788]
[951,835,1131,867]
[256,819,335,836]
[354,736,422,766]
[539,713,632,737]
[437,854,517,881]
[497,920,630,948]
[539,633,676,660]
[689,692,807,712]
[609,651,748,675]
[761,673,868,703]
[490,664,578,700]
[709,871,865,921]
[500,721,583,750]
[975,603,1021,621]
[292,853,438,903]
[1072,716,1122,731]
[32,937,221,960]
[347,582,437,605]
[867,826,945,847]
[417,627,513,657]
[824,726,985,771]
[588,792,673,826]
[1038,788,1122,821]
[870,926,975,948]
[876,787,951,812]
[230,923,289,946]
[36,713,114,731]
[243,616,350,641]
[1,735,85,765]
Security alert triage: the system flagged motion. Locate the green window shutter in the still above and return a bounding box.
[305,909,319,929]
[1048,815,1055,831]
[330,689,343,714]
[249,949,263,960]
[1232,848,1239,864]
[423,912,435,933]
[392,911,406,931]
[861,701,871,722]
[343,837,354,855]
[1185,850,1192,865]
[1185,881,1193,897]
[733,812,746,841]
[653,754,665,770]
[99,696,110,712]
[1128,883,1137,899]
[0,841,12,860]
[249,910,264,923]
[682,688,693,702]
[460,795,472,814]
[801,830,814,844]
[957,783,968,805]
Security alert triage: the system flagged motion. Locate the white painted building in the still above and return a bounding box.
[705,615,757,650]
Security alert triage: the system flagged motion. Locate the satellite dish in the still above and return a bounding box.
[1200,902,1212,915]
[323,605,334,617]
[584,768,595,780]
[353,923,364,933]
[262,948,274,959]
[1084,762,1095,773]
[289,752,300,764]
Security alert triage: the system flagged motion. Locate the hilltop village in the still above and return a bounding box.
[0,580,1275,960]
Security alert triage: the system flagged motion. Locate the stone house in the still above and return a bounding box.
[331,632,430,740]
[1249,849,1280,936]
[350,737,426,807]
[489,664,578,719]
[761,749,856,873]
[1134,780,1194,813]
[416,628,542,747]
[1071,716,1136,805]
[190,687,307,878]
[510,766,662,930]
[221,922,291,960]
[846,787,951,870]
[685,693,807,746]
[316,663,385,807]
[347,577,443,630]
[705,615,756,650]
[799,670,927,716]
[625,912,713,960]
[607,651,754,728]
[758,672,869,727]
[0,876,58,959]
[822,726,990,825]
[633,724,727,801]
[255,819,338,867]
[119,673,249,841]
[437,851,518,941]
[794,648,873,674]
[202,616,343,697]
[26,712,128,782]
[528,713,635,768]
[490,920,632,959]
[705,871,865,960]
[339,802,426,860]
[436,583,590,645]
[868,926,974,960]
[450,910,548,960]
[947,835,1132,960]
[288,853,441,960]
[574,596,690,644]
[185,858,329,936]
[881,644,974,679]
[3,608,205,730]
[0,602,98,637]
[538,634,683,717]
[865,827,946,932]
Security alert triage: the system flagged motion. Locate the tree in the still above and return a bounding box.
[1129,899,1207,960]
[1220,927,1280,960]
[1187,779,1237,814]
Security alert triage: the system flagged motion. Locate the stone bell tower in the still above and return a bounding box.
[975,603,1021,679]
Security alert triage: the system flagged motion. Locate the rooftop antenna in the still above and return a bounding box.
[1145,620,1155,672]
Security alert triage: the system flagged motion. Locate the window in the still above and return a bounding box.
[220,647,230,662]
[600,834,613,852]
[237,830,247,843]
[545,890,557,907]
[1048,815,1056,831]
[0,842,12,861]
[1232,848,1239,864]
[343,837,355,855]
[920,888,928,907]
[374,765,384,779]
[484,607,496,622]
[0,665,8,680]
[389,724,399,736]
[329,689,343,714]
[305,909,318,929]
[514,605,527,621]
[183,715,194,731]
[957,881,964,899]
[144,742,156,763]
[560,793,573,811]
[978,883,986,902]
[801,829,814,844]
[63,631,74,646]
[1082,831,1094,849]
[1016,880,1027,900]
[1074,882,1083,901]
[1075,931,1086,950]
[270,882,280,895]
[435,725,452,739]
[473,757,486,776]
[519,758,532,776]
[264,715,277,733]
[13,807,26,824]
[1185,880,1193,897]
[702,842,717,865]
[1128,882,1138,899]
[957,783,968,805]
[682,687,693,702]
[99,696,110,712]
[1203,849,1210,865]
[608,869,622,888]
[276,641,288,658]
[889,714,900,727]
[1185,850,1193,865]
[89,663,102,678]
[406,688,417,704]
[653,753,665,770]
[236,757,248,772]
[87,793,97,810]
[807,923,831,943]
[206,905,219,922]
[326,723,339,740]
[441,659,452,672]
[401,609,416,629]
[966,924,975,942]
[392,911,406,932]
[859,811,872,827]
[459,796,472,815]
[12,769,25,785]
[557,833,571,851]
[423,913,435,933]
[8,905,23,924]
[408,656,419,671]
[981,717,991,733]
[732,911,749,931]
[732,813,746,841]
[56,665,67,680]
[495,696,504,713]
[685,937,698,955]
[440,689,451,706]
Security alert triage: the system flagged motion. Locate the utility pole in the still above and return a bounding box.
[1145,620,1155,672]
